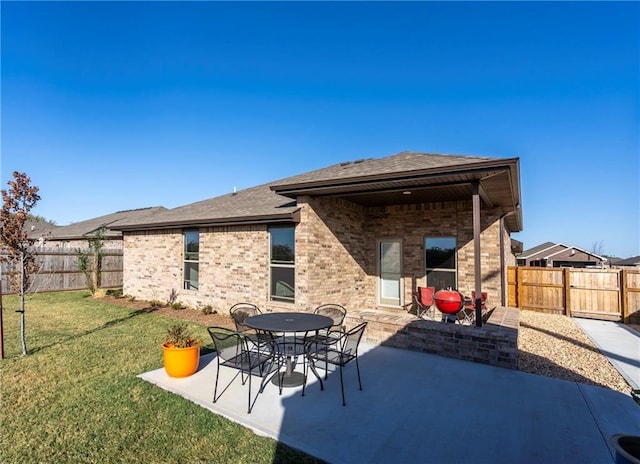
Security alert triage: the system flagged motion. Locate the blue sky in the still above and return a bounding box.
[1,1,638,258]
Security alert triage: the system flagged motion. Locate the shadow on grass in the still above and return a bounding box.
[28,305,163,355]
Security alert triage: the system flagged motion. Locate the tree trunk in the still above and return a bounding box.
[0,282,4,359]
[20,252,27,355]
[93,252,99,294]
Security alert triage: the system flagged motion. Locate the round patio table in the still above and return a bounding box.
[245,312,333,387]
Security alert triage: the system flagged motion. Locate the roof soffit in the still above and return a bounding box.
[271,155,522,231]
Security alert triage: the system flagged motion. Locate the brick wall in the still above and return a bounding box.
[346,306,520,370]
[123,229,183,304]
[296,196,369,311]
[300,198,507,311]
[124,226,274,312]
[122,197,512,315]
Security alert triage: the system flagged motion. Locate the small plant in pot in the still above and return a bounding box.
[162,324,201,378]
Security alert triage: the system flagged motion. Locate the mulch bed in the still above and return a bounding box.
[103,295,236,329]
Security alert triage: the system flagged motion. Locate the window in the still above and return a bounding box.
[270,226,294,302]
[183,230,199,290]
[425,237,456,290]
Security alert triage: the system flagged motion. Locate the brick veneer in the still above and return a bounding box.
[122,197,514,324]
[345,305,520,370]
[299,196,508,311]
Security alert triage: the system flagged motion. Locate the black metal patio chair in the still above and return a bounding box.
[302,321,368,406]
[207,327,281,413]
[305,304,348,378]
[229,302,276,348]
[313,304,347,331]
[229,302,262,334]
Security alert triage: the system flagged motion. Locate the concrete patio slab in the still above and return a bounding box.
[139,343,640,464]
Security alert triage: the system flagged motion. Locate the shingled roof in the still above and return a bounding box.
[270,151,494,187]
[113,151,522,231]
[518,241,558,258]
[113,183,298,231]
[46,207,168,239]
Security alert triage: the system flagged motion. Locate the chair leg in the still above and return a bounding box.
[339,364,346,406]
[247,371,252,414]
[308,355,324,390]
[301,356,308,397]
[324,347,329,380]
[355,356,363,391]
[213,363,220,403]
[302,355,324,397]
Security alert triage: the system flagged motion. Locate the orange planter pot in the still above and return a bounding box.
[162,342,201,378]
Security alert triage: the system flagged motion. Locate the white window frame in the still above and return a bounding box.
[183,229,199,291]
[269,226,295,303]
[424,236,457,290]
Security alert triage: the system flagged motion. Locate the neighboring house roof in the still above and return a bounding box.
[113,151,522,232]
[518,241,607,263]
[24,220,59,240]
[545,244,607,263]
[518,242,558,259]
[616,256,640,266]
[44,207,168,240]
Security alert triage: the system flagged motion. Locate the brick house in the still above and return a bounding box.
[516,242,607,268]
[113,152,522,321]
[27,207,167,250]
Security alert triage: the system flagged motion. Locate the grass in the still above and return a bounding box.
[0,291,320,464]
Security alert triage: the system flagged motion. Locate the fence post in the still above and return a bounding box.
[621,269,628,324]
[564,268,571,317]
[516,266,523,310]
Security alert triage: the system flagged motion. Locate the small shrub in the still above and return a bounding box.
[171,302,184,310]
[149,300,164,308]
[106,288,123,297]
[202,305,214,315]
[163,324,200,348]
[127,296,136,302]
[168,289,178,305]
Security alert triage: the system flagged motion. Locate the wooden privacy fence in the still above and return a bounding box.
[507,266,640,324]
[1,248,123,294]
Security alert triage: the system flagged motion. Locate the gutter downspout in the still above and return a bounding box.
[500,210,518,307]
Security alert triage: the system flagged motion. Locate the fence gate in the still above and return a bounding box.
[567,269,622,321]
[508,266,637,323]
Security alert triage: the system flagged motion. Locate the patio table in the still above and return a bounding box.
[245,312,333,387]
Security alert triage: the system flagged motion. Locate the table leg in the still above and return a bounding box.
[271,337,306,388]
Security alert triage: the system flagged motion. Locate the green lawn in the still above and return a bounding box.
[0,291,320,464]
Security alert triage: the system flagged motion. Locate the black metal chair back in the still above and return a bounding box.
[313,304,347,331]
[303,321,368,406]
[207,326,276,413]
[229,303,261,333]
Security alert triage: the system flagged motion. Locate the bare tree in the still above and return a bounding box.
[591,240,605,256]
[76,226,108,296]
[0,172,41,356]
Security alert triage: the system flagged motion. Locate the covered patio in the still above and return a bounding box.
[140,337,638,463]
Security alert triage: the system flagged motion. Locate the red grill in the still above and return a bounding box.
[434,290,464,315]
